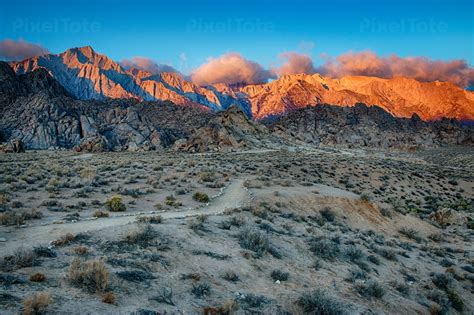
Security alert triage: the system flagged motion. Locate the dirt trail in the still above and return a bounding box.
[0,178,249,256]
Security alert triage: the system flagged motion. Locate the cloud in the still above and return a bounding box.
[191,53,275,86]
[120,57,178,74]
[317,51,474,87]
[273,52,316,76]
[0,39,49,61]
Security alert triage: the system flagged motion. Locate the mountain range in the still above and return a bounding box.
[0,60,472,152]
[10,46,474,121]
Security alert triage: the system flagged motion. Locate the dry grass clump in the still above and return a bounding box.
[92,211,109,218]
[101,292,115,304]
[29,272,46,282]
[0,209,43,226]
[1,247,39,271]
[52,233,75,246]
[136,215,162,224]
[67,258,110,293]
[22,292,51,315]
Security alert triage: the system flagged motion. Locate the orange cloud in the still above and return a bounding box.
[273,52,316,76]
[0,39,49,61]
[191,53,275,86]
[318,51,474,87]
[120,57,178,74]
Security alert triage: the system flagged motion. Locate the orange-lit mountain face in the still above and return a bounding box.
[11,46,474,121]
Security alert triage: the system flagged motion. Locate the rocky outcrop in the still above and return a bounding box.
[265,103,473,149]
[174,106,274,152]
[9,46,474,121]
[0,139,25,153]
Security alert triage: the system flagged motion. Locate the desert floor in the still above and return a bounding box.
[0,146,472,314]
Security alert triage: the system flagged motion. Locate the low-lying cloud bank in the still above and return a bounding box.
[2,39,472,88]
[317,51,474,88]
[0,39,49,61]
[190,53,276,86]
[120,57,179,74]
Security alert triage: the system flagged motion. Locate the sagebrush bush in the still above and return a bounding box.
[29,272,46,282]
[354,280,385,299]
[191,282,211,298]
[102,292,115,304]
[308,236,340,261]
[320,207,336,222]
[125,224,158,247]
[193,192,210,203]
[297,289,348,315]
[271,269,289,281]
[22,292,51,315]
[238,228,269,257]
[2,247,39,271]
[105,196,126,212]
[93,211,109,218]
[67,258,110,293]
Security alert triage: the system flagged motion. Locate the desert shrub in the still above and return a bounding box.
[367,255,380,265]
[33,246,56,258]
[67,258,110,293]
[308,236,340,261]
[271,269,289,281]
[191,282,211,298]
[105,196,126,212]
[354,280,385,299]
[375,246,397,261]
[29,273,46,282]
[0,209,43,226]
[164,195,182,207]
[116,270,154,282]
[192,250,229,260]
[238,228,269,257]
[446,289,463,311]
[390,281,410,296]
[379,208,393,218]
[125,224,159,248]
[203,300,239,315]
[222,271,239,282]
[399,228,423,243]
[188,218,206,232]
[2,248,39,271]
[193,192,210,203]
[136,215,162,224]
[238,293,269,309]
[73,246,89,255]
[151,287,175,306]
[52,233,75,246]
[93,211,109,218]
[22,292,51,315]
[320,207,336,222]
[427,289,450,313]
[297,289,348,315]
[102,292,115,304]
[431,273,452,290]
[344,245,364,262]
[346,268,367,283]
[229,215,246,227]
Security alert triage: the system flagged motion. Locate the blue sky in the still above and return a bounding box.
[0,0,472,73]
